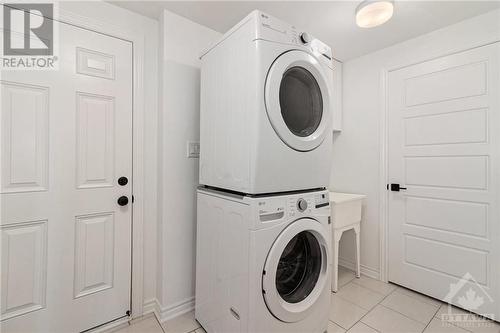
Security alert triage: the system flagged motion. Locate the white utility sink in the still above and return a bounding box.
[330,192,366,229]
[330,191,366,292]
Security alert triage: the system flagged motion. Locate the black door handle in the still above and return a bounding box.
[389,183,407,192]
[117,196,129,206]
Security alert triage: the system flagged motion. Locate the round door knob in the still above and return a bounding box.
[118,176,128,186]
[117,196,129,206]
[297,198,308,212]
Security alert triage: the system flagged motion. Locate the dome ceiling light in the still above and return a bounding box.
[356,0,394,28]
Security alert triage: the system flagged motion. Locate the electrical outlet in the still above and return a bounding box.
[187,141,200,158]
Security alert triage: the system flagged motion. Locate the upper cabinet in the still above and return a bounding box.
[332,59,343,132]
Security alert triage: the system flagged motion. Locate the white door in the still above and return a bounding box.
[265,50,331,152]
[1,15,133,332]
[388,43,500,319]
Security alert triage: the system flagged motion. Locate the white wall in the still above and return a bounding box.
[331,9,500,278]
[60,0,159,307]
[156,10,221,320]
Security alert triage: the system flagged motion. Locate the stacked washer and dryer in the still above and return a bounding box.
[196,10,334,333]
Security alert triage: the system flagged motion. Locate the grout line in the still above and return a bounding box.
[341,281,398,331]
[419,303,444,333]
[377,303,434,328]
[152,314,166,333]
[328,320,347,332]
[356,285,398,329]
[395,286,443,308]
[433,304,475,333]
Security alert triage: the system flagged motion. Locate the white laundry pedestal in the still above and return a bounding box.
[329,192,366,292]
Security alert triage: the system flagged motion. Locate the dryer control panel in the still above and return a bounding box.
[256,11,333,67]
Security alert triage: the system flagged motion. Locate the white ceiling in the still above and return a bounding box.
[110,1,500,60]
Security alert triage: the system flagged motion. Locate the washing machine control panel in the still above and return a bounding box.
[288,196,314,217]
[258,199,286,222]
[258,191,329,221]
[314,192,330,209]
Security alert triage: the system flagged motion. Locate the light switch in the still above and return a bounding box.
[187,141,200,158]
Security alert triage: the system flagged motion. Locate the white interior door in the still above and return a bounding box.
[387,43,500,319]
[1,15,133,332]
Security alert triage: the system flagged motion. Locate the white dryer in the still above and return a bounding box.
[196,187,331,333]
[199,10,334,194]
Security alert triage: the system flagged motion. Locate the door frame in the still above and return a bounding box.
[15,6,150,319]
[378,39,500,283]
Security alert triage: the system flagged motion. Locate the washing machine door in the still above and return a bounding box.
[265,50,331,152]
[262,218,329,323]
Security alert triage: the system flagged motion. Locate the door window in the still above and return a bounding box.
[279,67,323,137]
[276,231,322,303]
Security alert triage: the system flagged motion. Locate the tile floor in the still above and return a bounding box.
[112,267,500,333]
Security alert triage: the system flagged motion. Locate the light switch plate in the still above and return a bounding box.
[187,141,200,158]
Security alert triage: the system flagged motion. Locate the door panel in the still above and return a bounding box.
[1,82,49,193]
[1,221,48,321]
[388,43,500,319]
[1,15,132,333]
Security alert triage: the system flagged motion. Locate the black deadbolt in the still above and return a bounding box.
[118,176,128,186]
[117,196,129,206]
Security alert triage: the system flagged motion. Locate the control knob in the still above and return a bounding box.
[300,32,311,44]
[297,198,308,212]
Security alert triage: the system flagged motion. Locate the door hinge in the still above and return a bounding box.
[126,310,130,317]
[132,195,134,203]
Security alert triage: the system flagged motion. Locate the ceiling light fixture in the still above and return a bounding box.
[356,0,394,28]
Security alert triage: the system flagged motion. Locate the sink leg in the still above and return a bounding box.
[354,224,361,278]
[332,231,342,292]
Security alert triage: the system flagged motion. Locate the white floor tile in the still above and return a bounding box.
[381,290,439,324]
[330,294,369,330]
[361,305,426,333]
[352,276,397,296]
[435,304,500,333]
[336,282,386,310]
[347,322,379,333]
[435,304,470,318]
[396,286,443,308]
[161,311,200,333]
[113,315,164,333]
[338,266,356,288]
[329,320,347,333]
[424,318,469,333]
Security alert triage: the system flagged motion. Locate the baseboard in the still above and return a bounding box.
[144,297,195,323]
[143,298,160,318]
[338,257,380,280]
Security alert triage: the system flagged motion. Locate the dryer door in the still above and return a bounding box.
[262,218,329,323]
[265,50,331,152]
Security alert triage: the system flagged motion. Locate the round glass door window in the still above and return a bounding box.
[265,50,331,151]
[275,231,322,303]
[279,67,323,138]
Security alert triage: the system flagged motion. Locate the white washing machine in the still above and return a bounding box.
[199,10,334,194]
[195,187,331,333]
